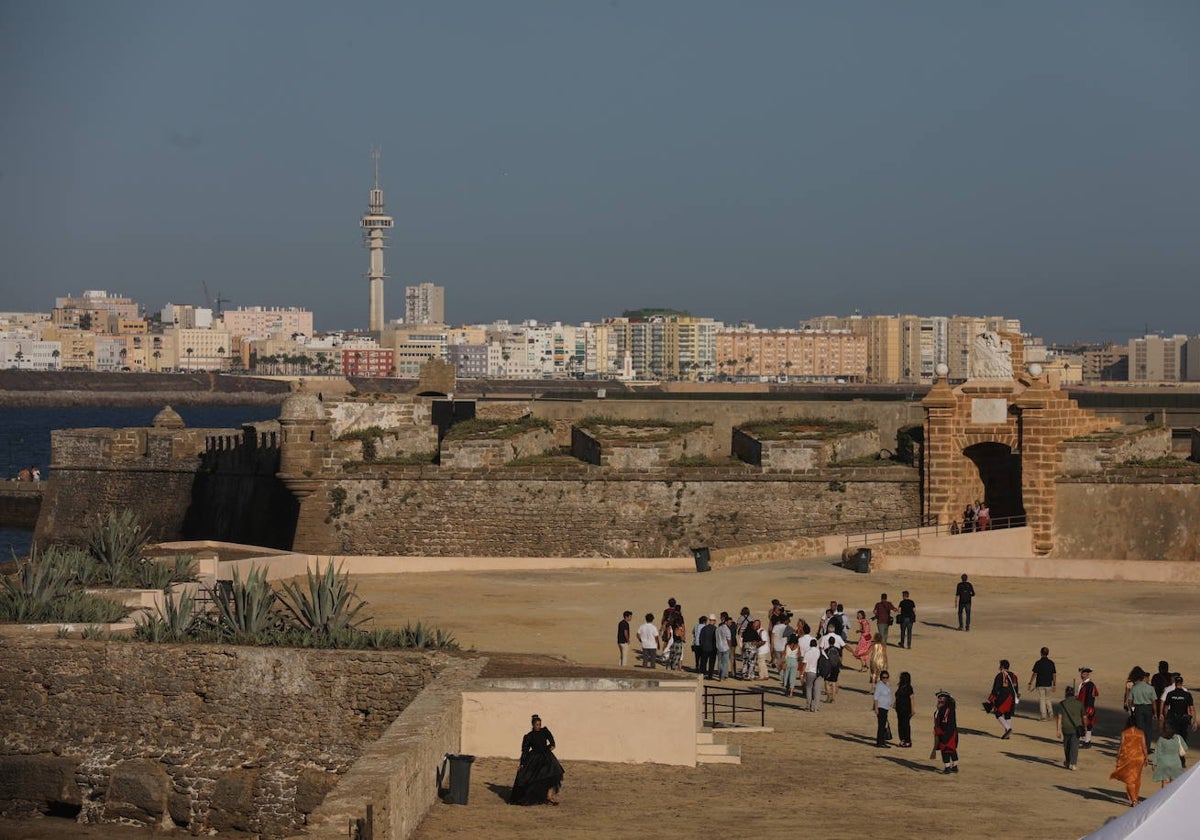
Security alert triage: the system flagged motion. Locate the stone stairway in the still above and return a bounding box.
[695,729,741,765]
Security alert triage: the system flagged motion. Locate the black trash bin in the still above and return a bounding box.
[691,547,711,573]
[853,547,872,574]
[445,754,475,805]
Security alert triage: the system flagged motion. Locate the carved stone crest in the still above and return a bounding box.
[968,331,1013,380]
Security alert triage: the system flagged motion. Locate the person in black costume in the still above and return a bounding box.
[509,714,564,805]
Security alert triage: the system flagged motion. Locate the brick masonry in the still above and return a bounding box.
[0,640,454,837]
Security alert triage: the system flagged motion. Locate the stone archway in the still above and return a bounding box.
[963,441,1024,524]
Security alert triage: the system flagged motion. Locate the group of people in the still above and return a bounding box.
[1107,661,1195,806]
[615,584,1193,805]
[13,465,41,482]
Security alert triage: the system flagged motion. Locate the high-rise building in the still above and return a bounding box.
[714,328,867,382]
[604,315,720,380]
[404,283,445,325]
[1128,335,1188,382]
[221,306,314,340]
[360,150,393,333]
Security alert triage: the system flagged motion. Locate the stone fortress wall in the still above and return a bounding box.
[28,390,1200,562]
[0,639,455,836]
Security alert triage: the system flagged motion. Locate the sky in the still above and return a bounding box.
[1,1,1197,343]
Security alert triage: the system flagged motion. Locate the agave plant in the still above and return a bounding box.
[135,587,198,642]
[205,565,281,643]
[85,510,151,586]
[0,554,72,622]
[278,560,367,636]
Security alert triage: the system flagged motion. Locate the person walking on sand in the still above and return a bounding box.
[932,690,959,774]
[780,635,801,697]
[637,613,659,669]
[1029,647,1057,721]
[1077,667,1099,747]
[986,659,1019,739]
[698,615,718,679]
[868,633,888,687]
[1110,714,1149,806]
[955,574,975,631]
[1151,723,1188,787]
[873,593,897,647]
[1055,685,1085,771]
[897,590,916,649]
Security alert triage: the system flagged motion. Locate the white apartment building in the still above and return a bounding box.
[0,334,62,370]
[404,283,445,325]
[221,306,314,340]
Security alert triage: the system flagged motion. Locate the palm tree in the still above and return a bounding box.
[186,347,194,372]
[51,348,60,370]
[152,350,161,371]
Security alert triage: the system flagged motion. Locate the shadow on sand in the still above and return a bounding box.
[1053,785,1128,806]
[485,782,514,803]
[1002,751,1063,768]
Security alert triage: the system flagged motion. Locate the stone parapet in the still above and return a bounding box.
[0,640,455,837]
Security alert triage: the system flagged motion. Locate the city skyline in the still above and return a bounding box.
[2,2,1198,343]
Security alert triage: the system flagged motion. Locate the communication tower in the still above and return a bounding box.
[360,148,393,333]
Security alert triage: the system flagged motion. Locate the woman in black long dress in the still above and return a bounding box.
[509,714,564,805]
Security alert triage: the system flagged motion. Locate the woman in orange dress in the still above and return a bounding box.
[852,610,872,671]
[1110,714,1149,806]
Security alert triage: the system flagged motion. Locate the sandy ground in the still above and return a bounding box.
[353,557,1200,840]
[4,557,1197,840]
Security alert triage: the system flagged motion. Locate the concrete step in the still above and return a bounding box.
[696,752,742,765]
[697,742,740,756]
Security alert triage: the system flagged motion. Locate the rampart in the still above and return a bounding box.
[1052,474,1200,560]
[35,422,297,550]
[294,468,920,557]
[0,639,455,837]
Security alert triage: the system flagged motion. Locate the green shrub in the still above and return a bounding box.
[739,417,874,441]
[204,566,282,644]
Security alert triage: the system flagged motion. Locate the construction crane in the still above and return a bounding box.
[201,281,231,317]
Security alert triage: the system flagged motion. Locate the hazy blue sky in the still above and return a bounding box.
[2,1,1197,341]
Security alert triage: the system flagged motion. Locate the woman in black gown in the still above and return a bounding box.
[509,714,564,805]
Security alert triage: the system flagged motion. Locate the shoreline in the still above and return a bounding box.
[0,391,288,408]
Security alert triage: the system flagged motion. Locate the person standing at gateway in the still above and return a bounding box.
[1028,647,1057,721]
[955,574,975,631]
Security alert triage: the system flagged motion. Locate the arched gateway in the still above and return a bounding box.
[921,333,1116,556]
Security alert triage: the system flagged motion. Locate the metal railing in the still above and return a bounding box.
[703,684,766,728]
[843,513,1027,548]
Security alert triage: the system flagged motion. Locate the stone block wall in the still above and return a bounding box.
[301,469,920,557]
[738,429,880,472]
[440,428,556,469]
[709,537,826,568]
[572,426,714,469]
[326,398,431,439]
[0,640,454,837]
[1052,477,1200,560]
[1061,427,1172,475]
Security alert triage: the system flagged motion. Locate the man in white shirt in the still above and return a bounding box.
[637,613,660,669]
[802,639,824,712]
[755,621,771,681]
[819,630,846,652]
[770,616,793,670]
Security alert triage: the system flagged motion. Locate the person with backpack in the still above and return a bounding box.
[823,640,843,704]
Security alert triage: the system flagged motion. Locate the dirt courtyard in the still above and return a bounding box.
[353,557,1200,840]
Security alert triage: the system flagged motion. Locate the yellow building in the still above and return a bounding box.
[714,329,867,381]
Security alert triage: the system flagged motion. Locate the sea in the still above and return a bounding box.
[0,405,280,560]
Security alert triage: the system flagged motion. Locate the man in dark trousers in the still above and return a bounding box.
[955,574,975,631]
[897,590,917,649]
[617,610,632,667]
[698,615,719,679]
[1161,676,1195,754]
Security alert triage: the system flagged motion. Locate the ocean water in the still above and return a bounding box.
[0,405,280,559]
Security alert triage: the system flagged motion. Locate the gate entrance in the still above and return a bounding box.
[963,442,1024,524]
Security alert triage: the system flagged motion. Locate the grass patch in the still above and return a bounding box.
[578,416,708,442]
[667,454,743,467]
[1116,456,1200,470]
[739,417,874,440]
[443,417,551,441]
[336,426,388,461]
